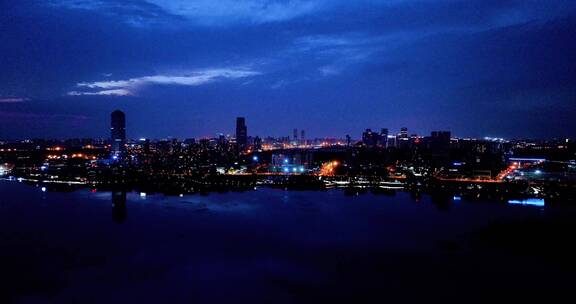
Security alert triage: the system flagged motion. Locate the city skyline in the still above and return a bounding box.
[1,1,576,139]
[2,2,576,302]
[0,109,551,142]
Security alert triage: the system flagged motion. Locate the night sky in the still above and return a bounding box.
[1,0,575,140]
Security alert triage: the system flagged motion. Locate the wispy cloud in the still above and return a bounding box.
[287,33,396,77]
[47,0,324,26]
[68,68,261,96]
[147,0,320,24]
[318,65,340,76]
[0,111,89,121]
[0,97,29,103]
[46,0,185,27]
[294,34,375,49]
[45,0,576,30]
[67,89,133,96]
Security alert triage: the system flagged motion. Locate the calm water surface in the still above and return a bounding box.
[1,181,575,303]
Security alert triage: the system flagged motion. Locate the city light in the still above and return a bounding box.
[508,198,545,207]
[1,4,575,300]
[1,113,574,214]
[320,160,340,176]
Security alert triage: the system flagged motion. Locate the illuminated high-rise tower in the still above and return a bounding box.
[398,127,409,149]
[400,127,408,139]
[110,110,126,155]
[380,128,389,147]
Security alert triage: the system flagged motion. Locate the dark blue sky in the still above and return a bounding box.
[1,0,575,140]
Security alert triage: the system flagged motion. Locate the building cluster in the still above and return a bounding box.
[361,127,451,150]
[1,110,574,199]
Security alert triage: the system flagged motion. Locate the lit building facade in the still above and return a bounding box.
[110,110,126,155]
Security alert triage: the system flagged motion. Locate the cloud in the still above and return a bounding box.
[0,97,28,103]
[285,33,397,77]
[294,34,375,49]
[68,68,261,96]
[319,66,340,76]
[45,0,185,27]
[45,0,576,29]
[271,80,289,89]
[46,0,324,26]
[67,89,133,96]
[0,111,89,121]
[148,0,320,24]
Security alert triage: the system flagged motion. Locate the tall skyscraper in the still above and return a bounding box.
[398,127,409,149]
[380,128,389,147]
[110,110,126,155]
[236,117,247,151]
[253,136,262,151]
[400,127,408,139]
[362,129,376,147]
[363,128,385,148]
[217,133,226,146]
[293,128,298,140]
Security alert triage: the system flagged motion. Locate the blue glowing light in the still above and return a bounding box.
[453,196,461,201]
[452,162,463,166]
[508,198,544,207]
[284,159,289,164]
[299,167,305,172]
[283,167,289,173]
[509,157,546,162]
[292,167,298,172]
[252,155,259,161]
[112,155,118,160]
[534,170,542,175]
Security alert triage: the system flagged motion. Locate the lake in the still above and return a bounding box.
[1,181,575,303]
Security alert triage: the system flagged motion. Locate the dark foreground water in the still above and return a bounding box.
[1,181,576,303]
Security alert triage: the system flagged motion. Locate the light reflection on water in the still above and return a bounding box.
[508,198,545,207]
[1,180,572,303]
